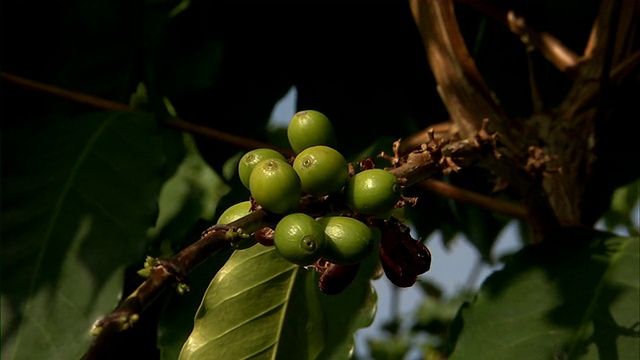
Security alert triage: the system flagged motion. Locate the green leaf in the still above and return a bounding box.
[449,229,640,360]
[1,112,182,360]
[179,244,378,360]
[158,246,234,360]
[147,133,229,254]
[178,245,305,359]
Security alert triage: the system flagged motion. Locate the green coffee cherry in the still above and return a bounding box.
[344,169,402,215]
[318,216,374,265]
[293,145,348,196]
[216,201,257,249]
[238,148,286,190]
[249,158,301,215]
[274,213,327,265]
[287,110,337,154]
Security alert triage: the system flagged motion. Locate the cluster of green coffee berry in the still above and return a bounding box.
[217,110,404,269]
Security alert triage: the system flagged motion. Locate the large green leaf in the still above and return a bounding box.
[179,243,378,360]
[1,111,181,360]
[449,229,640,360]
[158,246,234,360]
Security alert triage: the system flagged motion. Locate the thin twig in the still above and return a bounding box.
[1,71,292,156]
[397,122,455,155]
[1,71,132,112]
[506,9,581,76]
[165,119,294,157]
[533,0,638,227]
[554,50,640,118]
[420,179,528,220]
[459,0,581,76]
[554,0,634,128]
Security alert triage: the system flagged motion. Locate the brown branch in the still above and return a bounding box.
[387,119,502,187]
[409,0,524,161]
[420,179,528,219]
[386,118,560,239]
[83,209,274,359]
[611,50,640,83]
[165,119,294,157]
[536,0,638,226]
[409,0,504,136]
[571,0,624,109]
[506,10,581,77]
[460,1,581,76]
[583,0,623,60]
[453,1,582,107]
[397,121,454,155]
[84,117,535,358]
[1,71,293,156]
[549,50,640,120]
[411,0,638,233]
[1,71,132,112]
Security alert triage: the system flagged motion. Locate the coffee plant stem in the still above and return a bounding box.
[165,119,294,156]
[4,68,554,352]
[0,71,289,154]
[83,209,273,359]
[420,179,527,219]
[88,138,524,352]
[409,0,513,145]
[397,122,452,154]
[2,69,560,353]
[1,71,132,112]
